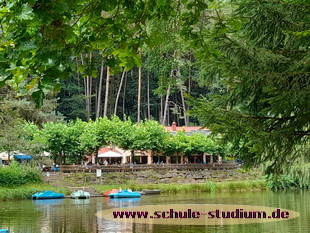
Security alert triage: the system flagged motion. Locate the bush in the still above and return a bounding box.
[0,162,43,187]
[93,180,268,194]
[0,184,70,200]
[266,163,310,190]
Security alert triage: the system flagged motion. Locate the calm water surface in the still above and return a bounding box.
[0,191,309,233]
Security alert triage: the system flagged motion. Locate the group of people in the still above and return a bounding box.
[40,163,60,172]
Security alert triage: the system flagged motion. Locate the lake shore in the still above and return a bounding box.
[0,167,268,200]
[0,180,267,200]
[93,180,268,194]
[0,184,70,200]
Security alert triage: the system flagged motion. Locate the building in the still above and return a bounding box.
[86,123,221,165]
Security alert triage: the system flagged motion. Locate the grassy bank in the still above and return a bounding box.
[0,162,67,200]
[93,180,268,194]
[0,180,267,200]
[0,184,71,200]
[0,162,42,187]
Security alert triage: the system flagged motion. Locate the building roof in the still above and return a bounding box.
[98,147,122,155]
[164,125,211,136]
[98,150,124,158]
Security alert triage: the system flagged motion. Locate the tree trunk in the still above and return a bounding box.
[76,56,81,93]
[160,96,163,124]
[122,71,127,118]
[162,66,175,125]
[162,85,171,125]
[103,67,110,117]
[114,67,126,116]
[137,65,142,123]
[88,53,93,119]
[94,77,98,118]
[58,152,62,165]
[94,146,99,165]
[162,50,177,125]
[179,86,188,126]
[187,55,192,125]
[147,71,151,119]
[80,54,91,121]
[96,61,104,119]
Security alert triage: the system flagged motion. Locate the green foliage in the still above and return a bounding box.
[0,0,307,184]
[0,184,70,200]
[0,0,196,106]
[23,116,231,164]
[79,116,134,153]
[163,131,231,157]
[266,162,310,190]
[0,162,42,187]
[56,75,87,121]
[130,120,168,152]
[0,87,63,156]
[190,0,310,174]
[93,180,267,194]
[40,119,87,164]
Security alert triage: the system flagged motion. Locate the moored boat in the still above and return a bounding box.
[109,190,141,198]
[32,191,64,200]
[135,191,146,195]
[70,190,90,199]
[142,189,161,195]
[103,189,119,197]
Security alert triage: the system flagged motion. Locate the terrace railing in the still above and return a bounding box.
[59,163,241,173]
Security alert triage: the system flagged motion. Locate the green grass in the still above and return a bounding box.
[0,184,71,200]
[0,162,43,187]
[93,180,268,194]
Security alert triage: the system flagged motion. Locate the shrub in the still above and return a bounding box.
[0,162,43,187]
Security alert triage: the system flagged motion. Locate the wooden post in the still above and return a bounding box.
[147,151,152,164]
[180,153,184,164]
[203,153,207,164]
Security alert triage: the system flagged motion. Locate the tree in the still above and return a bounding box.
[137,55,142,123]
[133,120,168,152]
[114,68,126,115]
[115,120,168,157]
[56,74,87,121]
[190,0,310,173]
[163,131,225,157]
[19,122,46,156]
[0,0,178,106]
[96,61,104,119]
[0,87,63,157]
[103,67,110,117]
[0,105,25,160]
[79,116,134,163]
[40,120,87,164]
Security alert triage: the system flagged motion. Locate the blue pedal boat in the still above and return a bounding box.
[109,190,141,198]
[32,191,64,200]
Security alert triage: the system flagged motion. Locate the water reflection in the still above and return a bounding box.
[106,198,141,208]
[98,197,142,233]
[0,191,309,232]
[72,199,91,205]
[33,199,64,206]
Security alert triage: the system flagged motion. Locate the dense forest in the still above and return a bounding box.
[0,0,309,185]
[56,59,207,126]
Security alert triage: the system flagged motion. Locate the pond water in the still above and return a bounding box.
[0,191,309,233]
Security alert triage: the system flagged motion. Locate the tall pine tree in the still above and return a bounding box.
[190,0,310,173]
